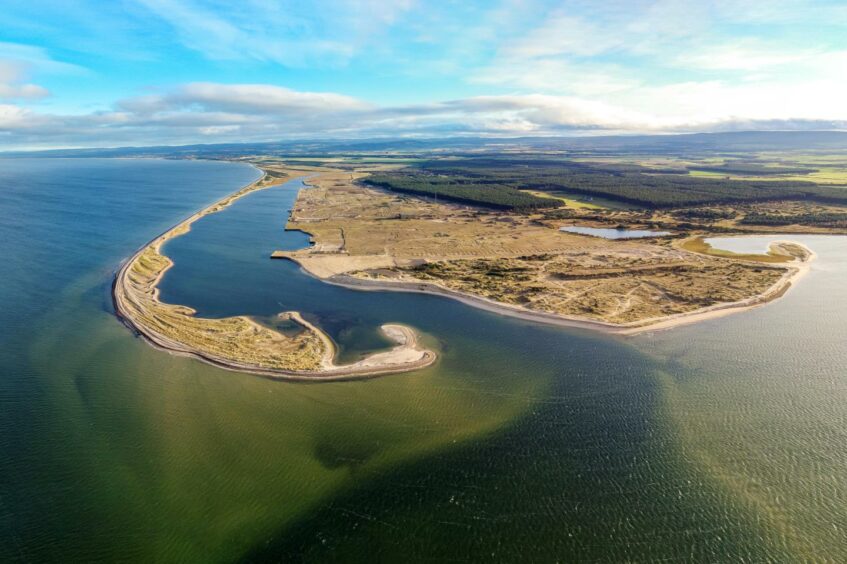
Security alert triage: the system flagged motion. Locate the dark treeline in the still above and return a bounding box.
[671,208,738,220]
[363,174,562,211]
[420,157,687,175]
[740,211,847,228]
[407,157,847,208]
[688,164,818,175]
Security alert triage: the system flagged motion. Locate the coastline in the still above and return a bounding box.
[286,239,814,337]
[114,162,814,380]
[276,169,818,338]
[113,165,436,381]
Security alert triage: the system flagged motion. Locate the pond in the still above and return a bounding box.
[560,225,671,239]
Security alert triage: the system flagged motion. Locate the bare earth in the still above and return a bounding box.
[275,168,813,335]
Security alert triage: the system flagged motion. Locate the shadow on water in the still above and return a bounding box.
[152,177,781,561]
[636,235,847,562]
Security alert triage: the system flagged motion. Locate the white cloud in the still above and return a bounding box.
[2,79,845,150]
[437,95,654,131]
[0,42,87,75]
[498,14,620,59]
[0,104,34,128]
[175,83,370,113]
[0,41,94,102]
[673,40,827,71]
[618,77,847,125]
[471,58,640,97]
[456,1,847,138]
[119,83,370,115]
[0,60,49,101]
[710,0,847,25]
[0,83,49,100]
[133,0,416,67]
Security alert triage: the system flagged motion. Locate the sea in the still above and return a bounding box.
[0,158,844,562]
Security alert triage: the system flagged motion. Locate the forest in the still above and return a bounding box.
[687,164,817,175]
[362,174,562,210]
[740,211,847,227]
[361,157,847,209]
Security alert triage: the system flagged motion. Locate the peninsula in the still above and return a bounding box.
[274,165,814,335]
[114,153,828,380]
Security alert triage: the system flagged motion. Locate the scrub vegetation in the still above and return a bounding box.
[122,246,327,371]
[277,164,815,330]
[740,211,847,228]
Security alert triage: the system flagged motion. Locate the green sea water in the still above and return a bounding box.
[1,159,844,562]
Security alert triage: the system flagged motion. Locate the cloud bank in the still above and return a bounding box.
[3,82,846,149]
[2,1,847,148]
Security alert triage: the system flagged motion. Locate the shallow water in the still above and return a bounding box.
[1,160,845,562]
[560,225,671,238]
[705,234,793,254]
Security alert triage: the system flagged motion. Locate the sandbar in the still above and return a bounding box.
[113,164,436,381]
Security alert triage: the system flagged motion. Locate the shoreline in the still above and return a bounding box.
[281,239,814,337]
[115,161,815,380]
[112,165,436,381]
[276,170,817,337]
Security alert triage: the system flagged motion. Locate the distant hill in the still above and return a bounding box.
[3,131,847,158]
[545,131,847,152]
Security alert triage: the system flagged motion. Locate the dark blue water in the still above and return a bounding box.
[1,159,845,562]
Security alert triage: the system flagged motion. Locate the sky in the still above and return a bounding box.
[1,0,847,149]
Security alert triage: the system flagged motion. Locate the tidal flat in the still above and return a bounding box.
[1,158,845,562]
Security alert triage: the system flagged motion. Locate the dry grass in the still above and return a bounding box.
[281,169,797,325]
[353,254,786,323]
[521,190,605,209]
[114,165,331,372]
[115,163,436,377]
[122,245,327,371]
[679,237,793,263]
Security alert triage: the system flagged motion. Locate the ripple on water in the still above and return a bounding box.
[1,161,845,562]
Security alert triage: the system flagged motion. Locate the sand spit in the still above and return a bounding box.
[113,166,435,381]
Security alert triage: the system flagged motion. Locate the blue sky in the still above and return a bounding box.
[2,0,847,148]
